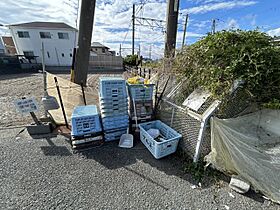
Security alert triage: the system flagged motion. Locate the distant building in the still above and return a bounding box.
[90,42,115,56]
[1,36,17,55]
[8,21,77,66]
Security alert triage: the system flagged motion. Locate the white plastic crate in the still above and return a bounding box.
[139,120,182,159]
[71,105,102,136]
[127,84,154,101]
[99,77,127,99]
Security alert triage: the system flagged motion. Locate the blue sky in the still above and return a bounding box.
[0,0,279,58]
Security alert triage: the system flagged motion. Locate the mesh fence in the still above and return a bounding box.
[155,73,255,160]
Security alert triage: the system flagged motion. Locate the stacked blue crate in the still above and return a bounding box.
[71,105,103,149]
[99,77,129,141]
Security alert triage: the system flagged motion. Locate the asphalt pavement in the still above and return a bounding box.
[0,126,279,210]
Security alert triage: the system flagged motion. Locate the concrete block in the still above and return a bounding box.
[26,122,52,135]
[229,176,250,194]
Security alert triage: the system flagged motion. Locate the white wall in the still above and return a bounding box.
[10,26,77,66]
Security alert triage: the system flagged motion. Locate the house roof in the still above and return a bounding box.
[91,42,109,49]
[8,22,77,31]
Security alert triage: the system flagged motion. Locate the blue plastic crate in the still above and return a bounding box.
[102,116,129,130]
[99,77,128,99]
[100,97,128,106]
[139,120,182,159]
[71,105,102,136]
[127,84,155,101]
[104,128,127,142]
[100,106,128,114]
[102,114,129,123]
[101,110,128,118]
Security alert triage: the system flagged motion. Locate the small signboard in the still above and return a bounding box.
[182,88,211,111]
[14,97,39,114]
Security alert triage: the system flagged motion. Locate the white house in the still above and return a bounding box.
[8,21,77,66]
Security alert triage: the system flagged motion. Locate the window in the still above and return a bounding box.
[40,32,51,39]
[61,53,64,57]
[58,32,69,39]
[102,48,105,53]
[18,31,30,38]
[47,52,50,58]
[70,53,72,57]
[23,51,34,57]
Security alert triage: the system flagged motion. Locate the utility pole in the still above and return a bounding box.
[73,0,96,85]
[132,4,135,55]
[138,44,141,56]
[182,14,189,48]
[119,44,122,56]
[164,0,180,58]
[149,45,151,60]
[211,19,216,34]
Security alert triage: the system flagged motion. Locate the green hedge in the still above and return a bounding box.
[173,30,280,107]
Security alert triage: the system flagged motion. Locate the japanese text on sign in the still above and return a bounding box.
[15,97,39,114]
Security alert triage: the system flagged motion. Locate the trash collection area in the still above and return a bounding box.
[0,72,280,209]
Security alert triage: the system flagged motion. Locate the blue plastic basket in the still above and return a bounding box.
[102,116,129,130]
[100,97,128,106]
[71,105,102,136]
[101,110,128,118]
[139,120,182,159]
[99,77,127,99]
[104,128,127,141]
[100,102,128,111]
[127,84,154,101]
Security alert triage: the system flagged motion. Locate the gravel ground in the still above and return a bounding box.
[0,73,279,209]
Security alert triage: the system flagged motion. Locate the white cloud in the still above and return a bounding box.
[267,28,280,37]
[183,1,257,15]
[0,0,259,59]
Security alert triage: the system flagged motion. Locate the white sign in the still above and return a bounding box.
[182,88,211,111]
[14,97,39,114]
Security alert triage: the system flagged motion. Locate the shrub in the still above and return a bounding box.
[173,30,280,106]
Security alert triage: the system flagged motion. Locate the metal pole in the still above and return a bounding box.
[119,44,122,56]
[41,42,47,96]
[149,45,151,60]
[41,42,48,118]
[74,0,96,85]
[132,4,135,55]
[164,0,180,58]
[54,77,69,128]
[212,19,216,34]
[81,83,87,105]
[182,14,189,48]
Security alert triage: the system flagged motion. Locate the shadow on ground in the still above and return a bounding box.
[0,72,39,81]
[33,131,267,204]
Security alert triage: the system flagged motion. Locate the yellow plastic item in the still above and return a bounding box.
[127,76,150,85]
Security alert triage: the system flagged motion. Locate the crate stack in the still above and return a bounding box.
[71,105,103,150]
[127,83,155,130]
[99,77,129,141]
